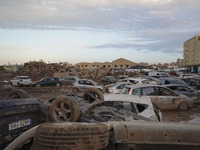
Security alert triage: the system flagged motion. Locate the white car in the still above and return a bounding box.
[72,79,104,92]
[105,82,133,94]
[10,76,32,86]
[118,77,149,84]
[104,94,162,122]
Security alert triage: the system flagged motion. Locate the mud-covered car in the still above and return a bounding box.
[163,84,200,100]
[6,121,200,150]
[60,76,79,85]
[41,88,151,123]
[103,94,162,122]
[10,76,32,87]
[0,89,41,149]
[122,84,194,111]
[4,89,200,150]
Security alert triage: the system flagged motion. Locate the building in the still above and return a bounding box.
[176,58,183,68]
[183,35,200,73]
[76,58,148,70]
[112,58,137,70]
[76,62,92,69]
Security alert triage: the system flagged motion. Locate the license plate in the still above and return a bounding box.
[9,119,32,131]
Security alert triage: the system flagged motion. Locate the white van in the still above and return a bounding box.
[148,71,170,78]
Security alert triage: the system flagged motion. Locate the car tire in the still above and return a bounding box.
[177,101,189,111]
[83,88,104,103]
[17,82,21,87]
[48,95,80,122]
[35,84,41,88]
[32,122,109,150]
[6,89,30,99]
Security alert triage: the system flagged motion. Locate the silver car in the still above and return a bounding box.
[72,79,104,92]
[122,84,194,111]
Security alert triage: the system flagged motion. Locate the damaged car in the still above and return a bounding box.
[103,94,162,122]
[122,84,194,111]
[5,88,200,150]
[72,79,105,92]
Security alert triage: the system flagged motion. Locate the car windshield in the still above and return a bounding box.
[169,79,187,85]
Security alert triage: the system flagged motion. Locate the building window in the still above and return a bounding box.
[97,65,99,67]
[115,65,117,68]
[120,65,123,67]
[81,65,83,67]
[92,65,95,67]
[85,65,87,67]
[126,65,129,68]
[103,65,106,67]
[108,65,111,67]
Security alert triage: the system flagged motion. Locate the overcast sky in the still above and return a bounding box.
[0,0,200,65]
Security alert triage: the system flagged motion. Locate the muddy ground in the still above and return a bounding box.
[1,83,200,124]
[0,70,200,124]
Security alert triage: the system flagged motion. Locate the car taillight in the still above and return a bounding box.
[19,80,23,82]
[127,88,131,94]
[106,88,109,93]
[72,84,74,86]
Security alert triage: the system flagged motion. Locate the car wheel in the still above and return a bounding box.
[35,84,41,88]
[48,95,80,122]
[177,101,189,111]
[32,122,109,150]
[83,88,104,103]
[17,82,21,87]
[6,89,30,99]
[73,87,79,92]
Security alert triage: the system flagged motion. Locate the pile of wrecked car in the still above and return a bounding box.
[1,88,200,150]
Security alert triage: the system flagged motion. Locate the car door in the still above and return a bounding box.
[41,78,49,86]
[149,87,178,110]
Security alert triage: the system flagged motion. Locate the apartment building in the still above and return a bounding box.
[183,35,200,73]
[176,58,183,68]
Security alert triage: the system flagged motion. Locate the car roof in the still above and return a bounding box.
[124,84,161,89]
[104,94,151,105]
[162,84,189,87]
[162,84,194,89]
[78,79,97,84]
[160,77,182,80]
[106,82,133,88]
[127,78,147,81]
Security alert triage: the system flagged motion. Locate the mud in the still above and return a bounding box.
[0,70,200,124]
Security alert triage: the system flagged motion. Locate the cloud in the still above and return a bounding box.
[0,0,200,31]
[0,0,200,57]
